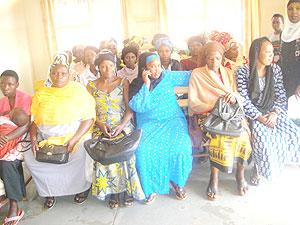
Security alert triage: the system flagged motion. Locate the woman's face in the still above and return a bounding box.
[206,51,223,72]
[50,65,70,88]
[189,41,203,57]
[124,52,137,69]
[157,45,171,64]
[258,41,274,66]
[98,60,115,78]
[0,76,18,97]
[225,42,240,62]
[146,60,162,80]
[288,2,300,23]
[84,49,96,65]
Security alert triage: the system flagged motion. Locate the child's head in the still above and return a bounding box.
[272,14,284,33]
[9,108,29,127]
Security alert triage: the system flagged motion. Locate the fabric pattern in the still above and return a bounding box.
[129,71,192,197]
[87,80,144,201]
[236,64,300,180]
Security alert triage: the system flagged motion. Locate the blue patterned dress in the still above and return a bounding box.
[129,71,192,197]
[236,64,300,180]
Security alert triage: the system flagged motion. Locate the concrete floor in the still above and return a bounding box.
[1,160,299,225]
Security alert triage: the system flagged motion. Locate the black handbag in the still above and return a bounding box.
[84,129,142,165]
[203,97,244,137]
[35,144,69,164]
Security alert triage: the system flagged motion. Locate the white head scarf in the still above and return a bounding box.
[282,19,300,42]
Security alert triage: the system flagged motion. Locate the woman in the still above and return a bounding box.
[129,52,192,204]
[154,37,182,71]
[281,0,300,99]
[25,53,95,209]
[0,70,31,225]
[180,34,208,70]
[87,50,144,209]
[117,45,139,83]
[236,37,300,184]
[189,42,252,200]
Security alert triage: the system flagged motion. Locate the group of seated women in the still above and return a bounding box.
[1,1,300,224]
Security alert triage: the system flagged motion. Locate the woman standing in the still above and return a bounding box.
[236,37,300,183]
[281,0,300,99]
[129,52,192,204]
[87,50,144,209]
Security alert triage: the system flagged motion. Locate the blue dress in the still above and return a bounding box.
[236,64,300,180]
[129,71,192,197]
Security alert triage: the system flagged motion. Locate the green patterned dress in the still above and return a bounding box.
[87,80,145,201]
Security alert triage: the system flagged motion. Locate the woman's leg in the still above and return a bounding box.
[207,165,219,200]
[170,180,187,200]
[236,162,248,196]
[108,193,120,209]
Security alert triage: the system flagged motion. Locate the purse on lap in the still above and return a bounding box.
[203,97,244,137]
[84,129,142,165]
[35,144,69,164]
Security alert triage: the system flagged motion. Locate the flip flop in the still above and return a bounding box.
[237,179,248,196]
[123,192,134,207]
[44,197,56,210]
[145,193,157,205]
[206,186,217,201]
[2,209,24,225]
[74,188,90,205]
[170,181,187,200]
[108,194,119,209]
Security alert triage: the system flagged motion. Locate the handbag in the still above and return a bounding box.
[35,144,69,164]
[84,129,142,165]
[203,96,244,137]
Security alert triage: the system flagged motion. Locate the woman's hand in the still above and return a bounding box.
[256,115,267,125]
[66,137,79,152]
[264,112,277,128]
[223,93,237,104]
[142,69,151,89]
[31,139,39,154]
[98,122,112,137]
[110,124,125,138]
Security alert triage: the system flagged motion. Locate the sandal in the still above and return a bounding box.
[123,192,134,207]
[44,197,56,210]
[108,194,119,209]
[2,209,24,225]
[170,181,187,200]
[237,179,248,196]
[145,193,157,205]
[74,188,90,205]
[249,164,260,186]
[206,185,218,201]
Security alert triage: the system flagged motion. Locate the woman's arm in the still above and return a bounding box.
[111,80,133,137]
[66,118,94,152]
[30,122,39,153]
[0,120,30,147]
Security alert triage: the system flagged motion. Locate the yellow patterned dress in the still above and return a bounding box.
[87,80,145,201]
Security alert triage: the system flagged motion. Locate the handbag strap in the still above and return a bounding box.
[218,94,244,122]
[100,130,128,144]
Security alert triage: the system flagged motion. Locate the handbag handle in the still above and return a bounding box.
[100,130,128,144]
[218,95,244,122]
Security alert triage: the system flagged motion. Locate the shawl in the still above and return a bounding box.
[188,65,237,115]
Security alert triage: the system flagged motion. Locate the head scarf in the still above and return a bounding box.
[248,37,275,113]
[49,52,71,73]
[154,37,173,51]
[129,52,159,100]
[209,31,237,51]
[94,49,116,67]
[121,45,139,61]
[282,1,300,42]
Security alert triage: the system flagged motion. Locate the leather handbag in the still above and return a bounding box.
[36,144,69,164]
[203,97,244,137]
[84,129,142,165]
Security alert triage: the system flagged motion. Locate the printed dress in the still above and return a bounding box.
[236,65,300,180]
[129,71,192,197]
[87,80,144,201]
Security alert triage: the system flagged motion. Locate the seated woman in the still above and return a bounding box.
[25,53,95,209]
[117,45,139,83]
[129,52,192,204]
[154,36,182,71]
[236,37,300,184]
[0,70,31,225]
[189,42,252,200]
[87,50,144,209]
[180,34,208,71]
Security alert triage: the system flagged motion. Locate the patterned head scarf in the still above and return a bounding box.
[94,49,116,67]
[49,52,71,74]
[121,45,139,61]
[209,31,237,51]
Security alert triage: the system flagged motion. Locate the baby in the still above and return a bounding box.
[0,108,29,158]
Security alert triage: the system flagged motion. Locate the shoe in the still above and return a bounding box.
[44,197,56,209]
[74,188,90,205]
